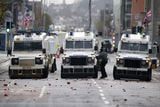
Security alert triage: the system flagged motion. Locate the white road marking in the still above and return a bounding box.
[99,89,103,92]
[39,86,46,98]
[98,86,102,89]
[100,93,104,97]
[7,80,15,87]
[91,79,110,105]
[104,101,110,104]
[102,97,106,100]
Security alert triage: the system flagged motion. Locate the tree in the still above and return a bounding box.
[44,13,53,30]
[89,0,91,31]
[0,0,23,25]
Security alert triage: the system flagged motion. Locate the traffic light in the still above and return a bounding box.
[137,26,143,33]
[5,21,13,33]
[6,21,11,29]
[6,21,11,33]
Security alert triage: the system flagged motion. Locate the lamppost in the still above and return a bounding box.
[4,10,13,50]
[89,0,92,31]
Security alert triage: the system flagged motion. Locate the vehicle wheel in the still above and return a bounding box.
[8,67,14,79]
[42,66,49,78]
[113,66,120,80]
[51,59,57,73]
[145,68,152,81]
[93,66,98,78]
[51,64,55,73]
[61,66,67,78]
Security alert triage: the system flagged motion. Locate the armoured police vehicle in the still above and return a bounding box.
[8,32,49,78]
[151,43,159,69]
[61,31,98,78]
[113,33,152,81]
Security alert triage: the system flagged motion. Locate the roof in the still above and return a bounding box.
[65,32,94,40]
[121,33,150,43]
[14,34,44,42]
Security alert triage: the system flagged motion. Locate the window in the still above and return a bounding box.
[121,42,148,52]
[66,41,74,49]
[158,25,160,36]
[14,41,42,51]
[75,41,83,48]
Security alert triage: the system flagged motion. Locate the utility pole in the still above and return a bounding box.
[42,0,46,31]
[89,0,91,31]
[103,9,105,37]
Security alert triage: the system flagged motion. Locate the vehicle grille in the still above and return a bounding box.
[19,59,35,66]
[70,56,87,65]
[124,58,141,68]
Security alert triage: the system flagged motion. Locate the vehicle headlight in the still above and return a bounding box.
[141,60,149,67]
[63,57,70,64]
[88,57,94,64]
[35,57,43,64]
[11,58,19,65]
[116,58,124,65]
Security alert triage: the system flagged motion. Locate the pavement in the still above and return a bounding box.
[155,66,160,72]
[0,51,10,64]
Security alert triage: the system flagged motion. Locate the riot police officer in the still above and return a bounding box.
[96,50,108,79]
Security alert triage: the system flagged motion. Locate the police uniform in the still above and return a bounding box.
[97,51,108,79]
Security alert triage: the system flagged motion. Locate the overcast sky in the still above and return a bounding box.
[50,0,75,4]
[30,0,76,5]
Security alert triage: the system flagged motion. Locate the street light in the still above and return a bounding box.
[89,0,92,31]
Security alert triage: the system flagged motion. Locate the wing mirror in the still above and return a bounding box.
[94,45,98,51]
[42,48,46,54]
[149,49,152,54]
[114,47,118,52]
[60,47,64,54]
[7,48,12,56]
[157,46,159,53]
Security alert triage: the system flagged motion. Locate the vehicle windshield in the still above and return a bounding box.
[14,41,42,51]
[152,46,157,55]
[121,42,148,52]
[65,40,93,49]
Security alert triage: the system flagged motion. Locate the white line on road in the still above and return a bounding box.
[98,86,102,89]
[104,101,110,104]
[100,93,104,97]
[99,89,103,92]
[102,97,106,100]
[91,79,110,105]
[39,86,46,98]
[7,80,15,87]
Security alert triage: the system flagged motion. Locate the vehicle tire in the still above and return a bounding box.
[51,59,57,73]
[145,68,152,81]
[61,65,67,78]
[113,66,120,80]
[8,66,14,79]
[42,66,49,78]
[51,64,55,73]
[93,66,98,78]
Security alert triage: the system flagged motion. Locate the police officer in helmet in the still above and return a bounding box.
[97,48,108,79]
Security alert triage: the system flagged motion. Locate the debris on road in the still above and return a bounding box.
[14,83,17,85]
[4,93,8,96]
[0,79,5,81]
[122,89,126,92]
[67,82,70,85]
[71,87,77,90]
[48,83,51,86]
[3,84,7,87]
[124,99,127,101]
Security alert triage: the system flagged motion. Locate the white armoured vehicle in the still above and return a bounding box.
[113,33,152,81]
[61,31,98,78]
[8,32,51,78]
